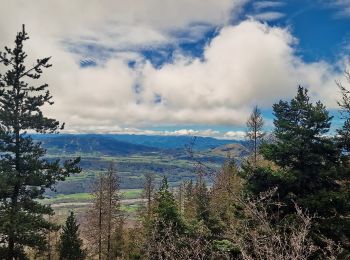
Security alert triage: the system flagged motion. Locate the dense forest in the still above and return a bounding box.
[0,26,349,260]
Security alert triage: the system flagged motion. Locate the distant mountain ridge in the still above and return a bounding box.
[106,134,240,149]
[33,134,249,193]
[34,134,159,156]
[32,134,245,155]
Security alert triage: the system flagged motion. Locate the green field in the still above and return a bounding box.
[42,189,143,204]
[45,152,219,195]
[40,189,144,224]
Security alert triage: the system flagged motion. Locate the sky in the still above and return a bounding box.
[0,0,349,139]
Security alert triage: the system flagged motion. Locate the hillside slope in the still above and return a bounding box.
[36,135,159,155]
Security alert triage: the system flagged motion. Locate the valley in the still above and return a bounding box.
[37,134,248,221]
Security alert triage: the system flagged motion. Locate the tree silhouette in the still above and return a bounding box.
[59,212,85,260]
[0,25,80,259]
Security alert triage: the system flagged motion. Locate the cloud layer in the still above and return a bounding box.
[326,0,350,17]
[0,1,347,135]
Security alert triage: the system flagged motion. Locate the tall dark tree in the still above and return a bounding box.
[261,86,337,173]
[250,86,350,252]
[153,177,184,231]
[146,177,185,258]
[0,25,80,259]
[59,212,85,260]
[246,106,265,164]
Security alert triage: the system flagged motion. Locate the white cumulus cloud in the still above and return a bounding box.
[0,2,346,135]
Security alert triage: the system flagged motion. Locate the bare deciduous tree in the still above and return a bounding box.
[145,220,228,260]
[142,173,155,221]
[231,189,341,260]
[336,70,350,155]
[84,163,122,260]
[337,71,350,115]
[105,164,121,259]
[210,161,243,229]
[246,106,265,165]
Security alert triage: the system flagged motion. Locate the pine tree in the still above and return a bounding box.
[59,212,85,260]
[153,177,183,230]
[250,86,350,252]
[146,177,185,258]
[261,86,337,173]
[0,25,80,259]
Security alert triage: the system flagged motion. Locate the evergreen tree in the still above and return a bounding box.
[146,177,185,258]
[0,26,80,259]
[153,177,184,231]
[261,86,338,173]
[59,212,85,260]
[249,86,350,252]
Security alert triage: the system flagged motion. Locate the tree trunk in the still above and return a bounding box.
[8,73,21,260]
[254,124,257,164]
[107,172,112,260]
[99,176,102,260]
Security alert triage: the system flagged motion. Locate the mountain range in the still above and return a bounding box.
[33,134,246,155]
